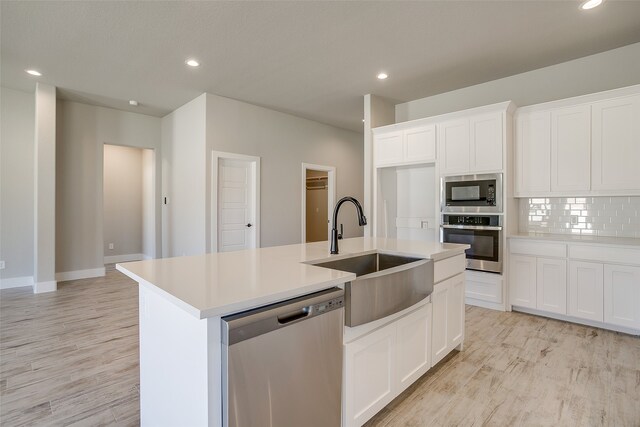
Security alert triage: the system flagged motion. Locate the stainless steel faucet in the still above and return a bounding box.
[330,197,367,254]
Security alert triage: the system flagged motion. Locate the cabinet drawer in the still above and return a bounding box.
[509,240,566,258]
[434,254,466,283]
[569,244,640,266]
[465,270,502,303]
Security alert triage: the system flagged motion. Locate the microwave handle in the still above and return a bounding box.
[441,224,503,231]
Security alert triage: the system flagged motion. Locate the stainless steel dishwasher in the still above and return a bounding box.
[222,287,344,427]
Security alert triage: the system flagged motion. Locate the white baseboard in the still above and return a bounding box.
[104,253,144,264]
[143,254,153,260]
[0,276,34,289]
[55,267,106,282]
[465,297,506,312]
[34,280,57,293]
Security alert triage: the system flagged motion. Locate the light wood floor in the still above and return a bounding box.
[1,267,639,426]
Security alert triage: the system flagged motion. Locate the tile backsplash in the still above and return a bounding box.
[519,197,640,238]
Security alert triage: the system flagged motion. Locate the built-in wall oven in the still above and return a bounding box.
[441,173,503,213]
[441,214,502,273]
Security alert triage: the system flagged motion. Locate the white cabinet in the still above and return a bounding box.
[438,112,503,175]
[343,302,435,427]
[373,131,403,166]
[431,273,465,366]
[396,303,432,393]
[568,261,604,322]
[604,264,640,329]
[470,113,503,173]
[509,255,537,309]
[344,321,396,427]
[591,95,640,192]
[536,258,567,315]
[374,126,436,167]
[550,105,591,193]
[515,111,551,195]
[438,119,470,175]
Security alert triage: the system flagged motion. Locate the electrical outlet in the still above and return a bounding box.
[421,221,429,229]
[0,261,5,270]
[108,243,114,250]
[570,216,578,225]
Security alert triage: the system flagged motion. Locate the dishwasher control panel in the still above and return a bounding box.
[312,296,344,315]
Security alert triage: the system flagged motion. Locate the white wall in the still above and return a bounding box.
[142,149,155,259]
[0,87,35,287]
[103,144,143,259]
[205,93,363,249]
[161,95,207,257]
[396,42,640,122]
[56,100,161,274]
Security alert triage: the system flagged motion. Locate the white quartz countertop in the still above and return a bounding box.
[509,232,640,247]
[116,237,468,319]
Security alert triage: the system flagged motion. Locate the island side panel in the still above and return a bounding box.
[139,283,221,426]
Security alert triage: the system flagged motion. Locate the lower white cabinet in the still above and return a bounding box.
[343,303,433,427]
[431,273,465,366]
[510,255,537,308]
[604,264,640,329]
[568,261,604,322]
[536,258,567,315]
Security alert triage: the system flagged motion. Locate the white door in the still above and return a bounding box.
[510,255,537,309]
[438,118,470,175]
[447,273,465,348]
[536,258,567,315]
[396,304,431,394]
[404,125,436,164]
[218,158,256,252]
[603,264,640,329]
[568,261,604,322]
[470,112,503,173]
[550,105,591,193]
[515,111,551,195]
[591,95,640,192]
[431,280,449,366]
[374,131,403,166]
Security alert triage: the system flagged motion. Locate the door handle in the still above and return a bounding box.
[246,223,253,228]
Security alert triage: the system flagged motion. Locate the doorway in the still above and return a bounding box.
[211,151,260,253]
[302,163,336,243]
[103,144,155,263]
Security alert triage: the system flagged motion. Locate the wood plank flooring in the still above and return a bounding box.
[1,266,639,426]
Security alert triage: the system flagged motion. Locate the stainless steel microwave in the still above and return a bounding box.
[441,173,503,213]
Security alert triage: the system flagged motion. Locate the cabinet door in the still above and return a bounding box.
[438,119,470,175]
[509,255,537,308]
[344,322,396,427]
[591,95,640,192]
[404,125,436,163]
[603,264,640,329]
[374,131,403,166]
[550,105,591,192]
[536,258,567,315]
[396,304,431,394]
[515,112,551,195]
[568,261,604,322]
[431,281,449,366]
[447,273,465,349]
[470,112,503,172]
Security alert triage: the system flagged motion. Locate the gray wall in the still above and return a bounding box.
[56,100,161,273]
[0,87,35,281]
[205,93,363,248]
[396,42,640,122]
[103,144,143,257]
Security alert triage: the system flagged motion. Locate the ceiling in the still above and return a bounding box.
[2,1,640,133]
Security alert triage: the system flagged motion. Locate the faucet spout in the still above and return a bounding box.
[330,196,367,254]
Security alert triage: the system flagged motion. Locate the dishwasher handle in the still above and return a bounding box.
[278,307,311,324]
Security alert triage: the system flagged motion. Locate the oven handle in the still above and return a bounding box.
[441,224,503,231]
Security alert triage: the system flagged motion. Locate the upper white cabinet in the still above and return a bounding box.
[515,111,551,195]
[550,105,591,192]
[515,86,640,197]
[374,125,435,167]
[591,95,640,192]
[439,112,503,175]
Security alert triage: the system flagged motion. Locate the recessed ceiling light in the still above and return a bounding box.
[580,0,603,10]
[26,69,42,76]
[185,59,200,67]
[377,72,388,80]
[129,100,139,106]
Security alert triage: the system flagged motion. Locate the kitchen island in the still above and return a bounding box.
[117,237,469,427]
